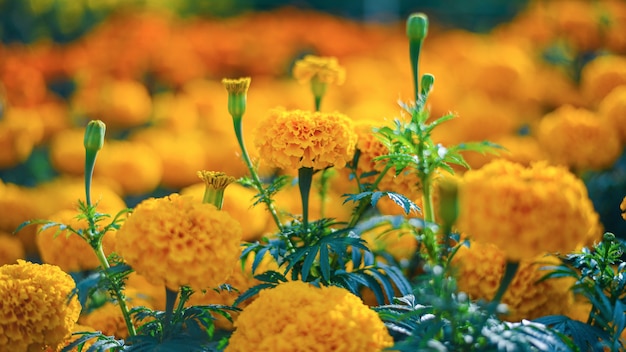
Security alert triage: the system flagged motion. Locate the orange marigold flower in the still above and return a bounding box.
[115,194,242,291]
[36,209,117,273]
[0,260,81,351]
[254,108,357,170]
[457,159,601,261]
[580,54,626,104]
[621,196,626,221]
[452,242,575,322]
[226,281,393,352]
[0,106,45,168]
[292,55,346,85]
[537,104,621,171]
[599,85,626,143]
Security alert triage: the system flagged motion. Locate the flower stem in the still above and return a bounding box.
[163,287,179,332]
[84,153,96,207]
[233,116,283,231]
[493,261,519,306]
[298,167,314,233]
[94,246,136,337]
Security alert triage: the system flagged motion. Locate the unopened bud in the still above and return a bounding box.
[406,13,429,41]
[84,120,106,153]
[420,73,435,96]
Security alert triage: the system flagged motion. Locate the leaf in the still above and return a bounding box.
[300,246,320,282]
[533,315,609,351]
[342,191,373,205]
[233,283,277,307]
[319,244,330,283]
[384,192,419,215]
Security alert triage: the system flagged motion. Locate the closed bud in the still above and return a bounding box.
[84,120,106,153]
[406,13,428,41]
[420,73,435,96]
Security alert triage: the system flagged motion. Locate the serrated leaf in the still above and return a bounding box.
[533,315,609,351]
[301,246,320,282]
[233,283,276,307]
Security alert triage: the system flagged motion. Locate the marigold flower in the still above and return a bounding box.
[0,232,25,266]
[254,108,357,170]
[0,180,42,254]
[621,196,626,221]
[0,260,81,351]
[115,194,242,291]
[599,85,626,143]
[36,209,117,273]
[452,242,575,322]
[180,182,269,242]
[457,159,601,261]
[0,106,45,168]
[537,105,621,171]
[580,54,626,104]
[226,281,393,352]
[197,170,236,208]
[222,77,251,118]
[292,55,346,86]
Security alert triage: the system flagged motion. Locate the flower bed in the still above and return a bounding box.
[1,1,626,351]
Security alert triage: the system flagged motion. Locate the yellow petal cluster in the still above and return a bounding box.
[226,281,393,352]
[115,194,242,291]
[292,55,346,85]
[452,242,575,321]
[537,105,621,171]
[0,260,81,351]
[254,108,357,170]
[457,159,601,261]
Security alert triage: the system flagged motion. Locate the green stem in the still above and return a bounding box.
[298,167,314,234]
[84,153,96,207]
[347,163,394,228]
[409,38,424,102]
[492,261,519,306]
[314,95,322,112]
[233,116,283,231]
[164,287,179,331]
[95,246,136,337]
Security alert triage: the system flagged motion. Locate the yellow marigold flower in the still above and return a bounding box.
[0,106,45,168]
[226,281,393,352]
[116,194,242,291]
[36,209,117,273]
[599,85,626,143]
[580,54,626,104]
[0,232,25,266]
[537,105,621,171]
[621,196,626,221]
[452,242,575,322]
[94,139,163,196]
[457,159,601,261]
[0,260,81,351]
[0,180,42,255]
[292,55,346,86]
[131,128,212,189]
[254,108,357,170]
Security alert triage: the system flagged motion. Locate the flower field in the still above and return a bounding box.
[1,1,626,351]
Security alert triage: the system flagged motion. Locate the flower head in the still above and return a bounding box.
[115,194,242,291]
[197,170,237,208]
[292,55,346,86]
[537,104,621,171]
[254,108,356,170]
[226,281,393,352]
[457,159,601,261]
[222,77,251,118]
[0,260,81,351]
[452,241,575,321]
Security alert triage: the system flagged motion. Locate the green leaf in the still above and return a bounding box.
[533,315,609,351]
[301,246,320,282]
[319,244,330,283]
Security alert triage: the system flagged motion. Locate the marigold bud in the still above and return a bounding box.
[83,120,106,153]
[420,73,435,96]
[406,13,428,41]
[222,77,251,118]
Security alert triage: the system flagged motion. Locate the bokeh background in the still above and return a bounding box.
[2,0,626,263]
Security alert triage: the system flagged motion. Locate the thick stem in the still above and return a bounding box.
[163,287,179,331]
[492,261,519,305]
[409,39,424,102]
[298,167,314,234]
[95,246,136,337]
[84,153,96,207]
[233,116,283,231]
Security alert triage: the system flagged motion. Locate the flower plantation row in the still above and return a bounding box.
[1,1,626,351]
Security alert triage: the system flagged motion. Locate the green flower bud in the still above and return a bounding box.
[84,120,106,153]
[420,73,435,96]
[222,77,251,119]
[406,13,428,41]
